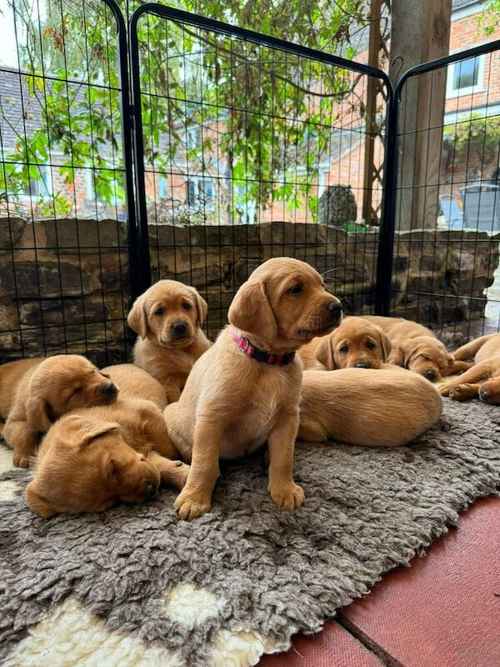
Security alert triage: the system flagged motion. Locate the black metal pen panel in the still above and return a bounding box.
[382,39,500,344]
[0,0,136,365]
[128,4,390,339]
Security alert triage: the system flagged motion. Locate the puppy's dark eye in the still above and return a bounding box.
[182,301,193,311]
[339,344,348,354]
[366,340,376,350]
[288,283,303,296]
[72,386,82,395]
[154,307,165,317]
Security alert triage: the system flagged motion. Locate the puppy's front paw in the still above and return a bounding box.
[270,482,304,511]
[438,383,452,397]
[449,383,477,401]
[174,489,212,521]
[13,452,31,468]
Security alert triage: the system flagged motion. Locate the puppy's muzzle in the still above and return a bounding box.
[326,299,343,326]
[99,382,118,400]
[171,320,189,340]
[479,387,491,402]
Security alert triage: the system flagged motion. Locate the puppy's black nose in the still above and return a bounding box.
[424,369,437,382]
[171,321,188,338]
[144,480,158,500]
[355,361,371,368]
[101,382,118,398]
[328,301,342,322]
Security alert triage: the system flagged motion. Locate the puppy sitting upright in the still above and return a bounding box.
[1,355,118,467]
[165,257,342,521]
[128,280,212,403]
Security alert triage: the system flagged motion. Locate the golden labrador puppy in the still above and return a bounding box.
[440,333,500,403]
[102,363,167,409]
[128,280,212,403]
[300,316,391,370]
[1,355,118,468]
[299,367,442,447]
[362,316,469,382]
[25,406,188,518]
[164,257,342,521]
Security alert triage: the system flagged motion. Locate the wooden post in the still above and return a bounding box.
[389,0,452,230]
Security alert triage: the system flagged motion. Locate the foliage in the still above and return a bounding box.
[0,0,369,221]
[478,0,500,36]
[443,114,500,168]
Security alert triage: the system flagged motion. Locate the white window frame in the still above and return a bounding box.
[446,52,486,99]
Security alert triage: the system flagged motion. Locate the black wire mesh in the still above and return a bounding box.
[391,44,500,345]
[130,8,388,340]
[0,0,131,364]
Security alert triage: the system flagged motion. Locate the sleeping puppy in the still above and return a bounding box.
[25,404,189,518]
[102,363,167,409]
[299,367,442,447]
[362,316,469,382]
[1,355,118,468]
[164,257,342,520]
[440,333,500,403]
[299,316,391,370]
[128,280,212,403]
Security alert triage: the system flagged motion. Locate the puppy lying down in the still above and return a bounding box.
[0,355,118,468]
[25,363,188,517]
[25,398,189,518]
[299,367,442,447]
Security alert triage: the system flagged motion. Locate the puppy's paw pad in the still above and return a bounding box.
[13,454,31,468]
[174,492,211,521]
[270,482,305,511]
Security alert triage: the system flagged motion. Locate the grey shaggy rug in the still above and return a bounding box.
[1,398,500,666]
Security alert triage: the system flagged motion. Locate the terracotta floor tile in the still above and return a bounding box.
[258,621,382,667]
[342,496,500,667]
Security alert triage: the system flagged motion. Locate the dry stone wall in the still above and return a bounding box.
[0,218,498,363]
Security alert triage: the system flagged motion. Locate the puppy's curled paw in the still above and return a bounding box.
[449,383,477,402]
[270,481,305,511]
[13,453,31,468]
[438,384,452,397]
[174,489,211,521]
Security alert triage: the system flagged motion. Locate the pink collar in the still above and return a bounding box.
[230,329,295,366]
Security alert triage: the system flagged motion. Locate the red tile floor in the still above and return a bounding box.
[259,496,500,667]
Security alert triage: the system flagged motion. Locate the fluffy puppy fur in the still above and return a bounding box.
[102,363,167,409]
[1,355,118,468]
[362,316,469,382]
[300,316,391,370]
[128,280,212,402]
[440,333,500,403]
[26,398,189,518]
[164,257,342,521]
[299,367,442,447]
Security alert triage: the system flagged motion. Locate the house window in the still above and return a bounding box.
[447,54,485,98]
[186,176,215,208]
[158,175,168,198]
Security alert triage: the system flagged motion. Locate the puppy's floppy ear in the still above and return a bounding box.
[25,482,57,518]
[378,329,392,362]
[127,293,149,339]
[77,420,120,448]
[228,279,277,340]
[316,336,336,369]
[188,287,208,327]
[26,397,52,433]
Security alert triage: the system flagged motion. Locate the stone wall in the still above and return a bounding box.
[0,218,498,363]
